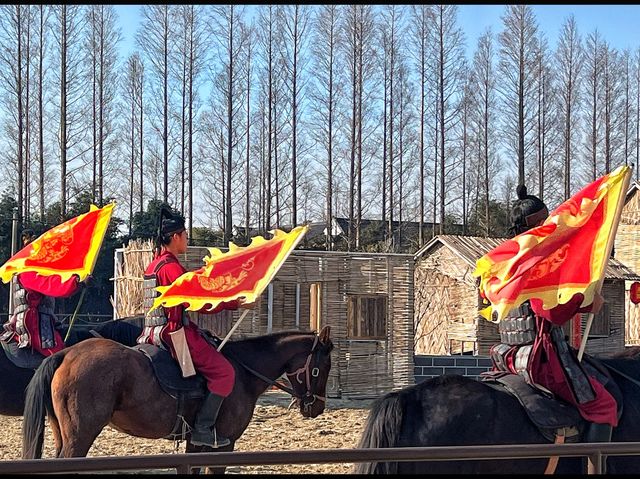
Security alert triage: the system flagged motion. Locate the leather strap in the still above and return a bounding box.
[544,428,565,475]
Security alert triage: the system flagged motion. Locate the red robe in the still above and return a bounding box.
[142,250,237,396]
[15,272,80,356]
[528,294,618,426]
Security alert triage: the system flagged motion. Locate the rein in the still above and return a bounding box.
[232,334,326,406]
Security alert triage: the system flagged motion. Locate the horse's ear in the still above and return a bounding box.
[319,325,331,344]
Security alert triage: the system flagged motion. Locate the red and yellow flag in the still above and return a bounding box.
[151,225,308,312]
[473,165,631,322]
[0,203,115,284]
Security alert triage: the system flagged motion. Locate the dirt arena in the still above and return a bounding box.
[0,392,373,474]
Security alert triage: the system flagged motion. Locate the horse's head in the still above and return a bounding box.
[285,325,333,418]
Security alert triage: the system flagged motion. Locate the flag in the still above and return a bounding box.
[151,225,309,312]
[473,165,631,322]
[0,203,115,284]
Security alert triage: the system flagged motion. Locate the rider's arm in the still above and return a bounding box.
[18,271,80,298]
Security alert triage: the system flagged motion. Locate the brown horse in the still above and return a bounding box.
[22,326,333,469]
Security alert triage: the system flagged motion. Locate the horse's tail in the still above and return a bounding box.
[22,350,66,459]
[353,390,404,474]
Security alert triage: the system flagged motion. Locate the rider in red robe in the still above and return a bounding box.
[488,185,617,443]
[1,229,83,356]
[138,209,247,448]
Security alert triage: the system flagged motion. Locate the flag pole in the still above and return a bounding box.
[64,287,87,343]
[217,309,251,352]
[577,168,631,361]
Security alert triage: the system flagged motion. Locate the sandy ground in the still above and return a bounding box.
[0,391,373,474]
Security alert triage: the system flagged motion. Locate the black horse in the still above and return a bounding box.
[0,320,141,416]
[355,348,640,474]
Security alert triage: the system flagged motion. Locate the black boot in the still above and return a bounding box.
[584,422,613,443]
[190,393,230,448]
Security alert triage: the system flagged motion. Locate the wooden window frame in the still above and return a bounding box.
[586,303,611,338]
[347,294,388,340]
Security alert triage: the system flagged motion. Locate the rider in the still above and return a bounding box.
[1,229,88,356]
[487,184,618,444]
[138,208,247,448]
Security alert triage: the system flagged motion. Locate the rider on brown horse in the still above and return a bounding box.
[138,208,249,448]
[1,229,90,356]
[487,184,617,443]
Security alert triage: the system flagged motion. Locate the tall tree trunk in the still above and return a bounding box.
[291,5,298,227]
[245,36,251,241]
[162,6,168,203]
[139,62,144,213]
[348,7,356,251]
[98,6,104,205]
[225,7,234,243]
[38,5,44,220]
[60,5,67,218]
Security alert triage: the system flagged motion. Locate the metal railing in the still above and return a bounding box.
[3,442,640,474]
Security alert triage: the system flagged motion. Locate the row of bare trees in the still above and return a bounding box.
[1,5,640,251]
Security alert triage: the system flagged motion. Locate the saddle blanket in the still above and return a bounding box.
[132,343,207,400]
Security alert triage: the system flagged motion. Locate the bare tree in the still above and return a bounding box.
[472,29,497,236]
[86,5,121,205]
[36,5,50,220]
[173,4,206,238]
[410,5,433,245]
[556,15,583,199]
[210,5,249,242]
[0,6,25,221]
[310,5,341,250]
[583,30,603,182]
[138,5,173,203]
[432,4,464,234]
[283,5,310,228]
[124,54,144,234]
[498,5,539,188]
[52,5,87,218]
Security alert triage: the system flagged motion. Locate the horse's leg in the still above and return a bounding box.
[51,365,113,457]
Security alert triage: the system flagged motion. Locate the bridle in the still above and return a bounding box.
[285,335,326,413]
[233,333,327,412]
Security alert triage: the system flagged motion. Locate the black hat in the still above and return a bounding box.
[21,228,35,240]
[509,185,548,236]
[161,215,186,236]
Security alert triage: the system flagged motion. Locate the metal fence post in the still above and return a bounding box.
[587,451,603,474]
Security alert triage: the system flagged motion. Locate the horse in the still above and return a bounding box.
[22,326,334,472]
[0,319,141,416]
[354,348,640,474]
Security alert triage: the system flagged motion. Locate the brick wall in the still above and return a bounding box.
[414,355,493,383]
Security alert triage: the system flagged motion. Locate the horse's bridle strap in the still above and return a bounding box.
[233,334,326,402]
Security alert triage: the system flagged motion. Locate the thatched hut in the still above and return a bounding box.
[113,242,415,399]
[614,181,640,345]
[414,235,640,358]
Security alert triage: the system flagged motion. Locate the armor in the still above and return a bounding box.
[498,303,537,345]
[1,277,58,349]
[137,256,187,349]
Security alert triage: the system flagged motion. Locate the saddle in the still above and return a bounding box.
[0,340,46,370]
[481,354,624,443]
[130,332,225,441]
[132,344,207,400]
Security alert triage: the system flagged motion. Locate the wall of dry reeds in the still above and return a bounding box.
[113,243,415,399]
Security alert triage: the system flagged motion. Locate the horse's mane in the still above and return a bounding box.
[222,330,319,357]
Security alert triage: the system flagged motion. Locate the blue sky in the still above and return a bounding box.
[114,4,640,60]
